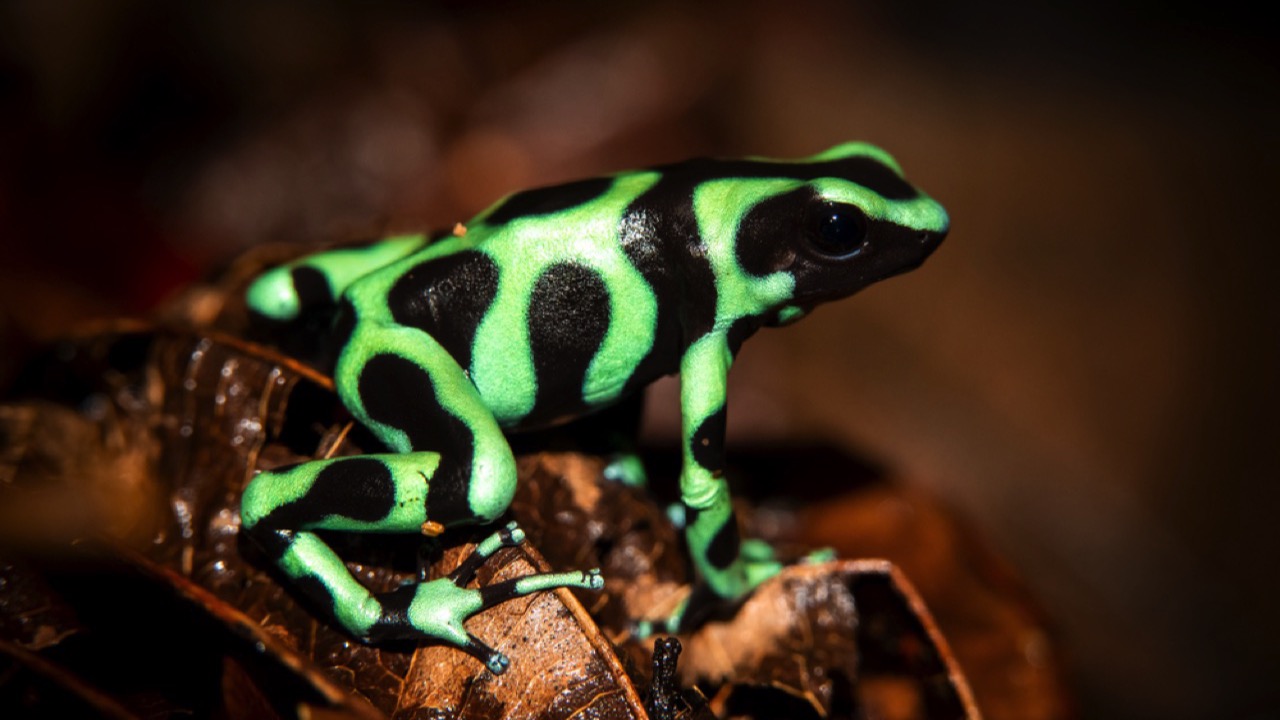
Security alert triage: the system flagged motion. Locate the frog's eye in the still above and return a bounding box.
[808,204,868,258]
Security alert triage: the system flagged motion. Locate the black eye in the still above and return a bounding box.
[809,205,868,257]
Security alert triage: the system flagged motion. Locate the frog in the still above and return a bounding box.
[239,142,949,674]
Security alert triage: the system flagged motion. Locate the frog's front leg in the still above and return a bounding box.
[672,332,782,624]
[240,323,602,673]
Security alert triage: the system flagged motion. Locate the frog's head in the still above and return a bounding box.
[728,142,949,324]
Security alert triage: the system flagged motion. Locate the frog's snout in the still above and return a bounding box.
[919,226,948,251]
[921,206,950,250]
[890,224,948,277]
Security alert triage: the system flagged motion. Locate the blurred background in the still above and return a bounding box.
[0,1,1275,718]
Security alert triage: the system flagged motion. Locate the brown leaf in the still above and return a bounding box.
[2,319,1069,718]
[395,544,645,719]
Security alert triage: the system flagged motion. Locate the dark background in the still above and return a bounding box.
[0,2,1276,718]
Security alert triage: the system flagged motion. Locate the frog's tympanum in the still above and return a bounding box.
[240,143,949,674]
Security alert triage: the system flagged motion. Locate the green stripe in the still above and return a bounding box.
[468,172,662,422]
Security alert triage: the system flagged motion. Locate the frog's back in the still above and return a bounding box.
[349,170,680,429]
[338,142,949,431]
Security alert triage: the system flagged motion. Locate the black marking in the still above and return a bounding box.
[613,150,923,395]
[725,178,944,307]
[318,299,359,373]
[275,379,343,456]
[359,353,477,525]
[260,457,397,531]
[651,154,918,201]
[250,527,295,562]
[497,525,517,545]
[617,175,719,397]
[705,517,742,570]
[388,251,500,372]
[726,315,763,357]
[425,458,476,526]
[448,524,522,586]
[291,266,333,311]
[525,263,611,424]
[366,585,416,642]
[689,405,727,473]
[683,504,701,531]
[734,187,814,278]
[791,211,946,306]
[464,636,505,674]
[292,573,341,619]
[807,155,917,200]
[484,177,614,225]
[310,458,397,522]
[448,546,489,586]
[478,578,522,610]
[249,267,343,368]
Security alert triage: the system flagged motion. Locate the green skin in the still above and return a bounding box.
[240,142,949,674]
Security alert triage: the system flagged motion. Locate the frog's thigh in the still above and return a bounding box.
[337,323,518,527]
[241,454,434,536]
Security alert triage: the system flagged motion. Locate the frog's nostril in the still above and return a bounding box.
[920,229,947,247]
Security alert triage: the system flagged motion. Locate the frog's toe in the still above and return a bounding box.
[485,650,511,675]
[603,453,648,487]
[457,631,510,675]
[634,595,689,638]
[804,546,837,563]
[449,521,530,585]
[740,537,778,562]
[503,522,526,546]
[565,568,604,592]
[476,567,603,611]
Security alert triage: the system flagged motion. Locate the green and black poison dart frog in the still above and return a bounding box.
[239,142,949,674]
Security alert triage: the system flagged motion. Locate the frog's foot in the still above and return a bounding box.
[602,452,648,488]
[369,522,603,674]
[802,546,838,564]
[665,502,687,530]
[634,597,688,638]
[740,538,785,586]
[635,541,786,637]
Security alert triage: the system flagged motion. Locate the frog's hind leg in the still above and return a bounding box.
[241,321,603,672]
[241,458,601,673]
[334,322,521,528]
[240,452,438,641]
